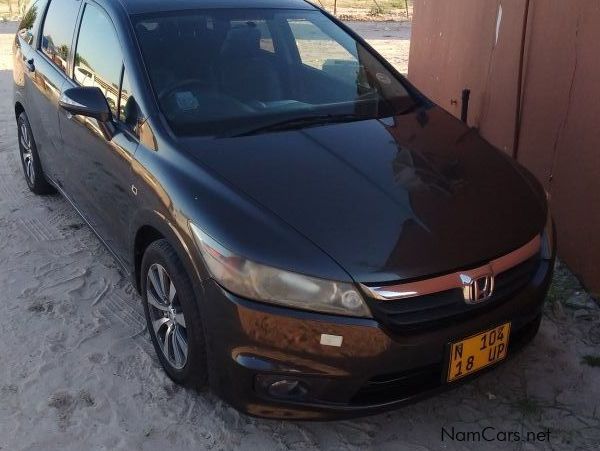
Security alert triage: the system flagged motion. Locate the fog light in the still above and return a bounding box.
[267,379,308,399]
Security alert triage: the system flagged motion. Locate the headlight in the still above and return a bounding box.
[541,208,554,260]
[190,223,372,317]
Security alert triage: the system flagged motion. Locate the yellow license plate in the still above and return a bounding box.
[447,322,511,382]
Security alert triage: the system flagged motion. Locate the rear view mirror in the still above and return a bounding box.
[59,86,112,123]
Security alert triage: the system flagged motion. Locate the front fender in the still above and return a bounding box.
[128,207,208,294]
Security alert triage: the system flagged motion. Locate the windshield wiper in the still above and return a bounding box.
[231,113,364,137]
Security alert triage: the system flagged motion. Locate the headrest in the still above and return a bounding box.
[220,24,262,58]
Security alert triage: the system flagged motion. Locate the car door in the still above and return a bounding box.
[13,0,48,115]
[26,0,81,186]
[58,1,140,265]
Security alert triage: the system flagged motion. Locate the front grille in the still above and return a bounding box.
[364,254,541,333]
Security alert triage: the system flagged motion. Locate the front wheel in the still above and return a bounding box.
[17,112,55,195]
[141,239,208,389]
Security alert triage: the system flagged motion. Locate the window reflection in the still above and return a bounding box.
[74,3,124,118]
[18,0,46,45]
[119,71,139,132]
[41,0,80,74]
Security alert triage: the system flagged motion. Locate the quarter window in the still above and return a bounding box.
[74,3,124,117]
[40,0,80,74]
[119,70,139,132]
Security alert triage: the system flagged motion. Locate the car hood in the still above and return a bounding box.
[183,107,546,283]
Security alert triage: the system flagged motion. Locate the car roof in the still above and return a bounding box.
[116,0,317,15]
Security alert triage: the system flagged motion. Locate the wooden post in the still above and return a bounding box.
[405,0,409,18]
[334,0,337,16]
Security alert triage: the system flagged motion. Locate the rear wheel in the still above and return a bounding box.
[141,239,208,388]
[17,112,55,195]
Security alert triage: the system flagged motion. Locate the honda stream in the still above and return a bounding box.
[13,0,555,419]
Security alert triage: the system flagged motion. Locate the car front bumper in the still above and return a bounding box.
[200,257,554,420]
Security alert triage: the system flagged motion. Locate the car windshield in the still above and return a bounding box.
[133,8,419,137]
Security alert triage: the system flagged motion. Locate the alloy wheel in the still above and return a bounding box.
[146,263,188,369]
[19,118,35,185]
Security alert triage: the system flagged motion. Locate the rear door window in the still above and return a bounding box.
[18,0,48,46]
[40,0,80,74]
[74,2,124,118]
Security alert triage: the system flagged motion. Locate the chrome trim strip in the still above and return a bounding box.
[361,235,541,301]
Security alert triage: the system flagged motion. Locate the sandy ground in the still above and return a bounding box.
[1,20,599,451]
[314,1,414,23]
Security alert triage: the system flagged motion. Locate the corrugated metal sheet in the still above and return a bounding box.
[408,0,600,293]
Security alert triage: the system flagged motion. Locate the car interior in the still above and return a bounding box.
[134,11,414,135]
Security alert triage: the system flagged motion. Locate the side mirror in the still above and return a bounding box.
[59,86,112,123]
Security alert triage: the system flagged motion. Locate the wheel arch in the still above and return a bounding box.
[131,210,215,391]
[15,101,25,119]
[130,209,206,295]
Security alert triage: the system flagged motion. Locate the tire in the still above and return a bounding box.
[141,239,208,389]
[17,111,55,195]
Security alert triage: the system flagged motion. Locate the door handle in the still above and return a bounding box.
[24,58,35,72]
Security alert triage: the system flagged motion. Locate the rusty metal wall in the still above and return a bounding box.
[408,0,600,294]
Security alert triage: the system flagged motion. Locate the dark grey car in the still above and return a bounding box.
[13,0,555,419]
